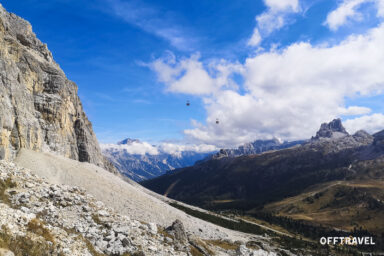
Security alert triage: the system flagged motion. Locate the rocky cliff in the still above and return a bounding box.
[0,4,113,172]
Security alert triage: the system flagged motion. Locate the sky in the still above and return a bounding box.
[3,0,384,151]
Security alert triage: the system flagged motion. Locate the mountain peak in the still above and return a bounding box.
[117,138,141,145]
[313,118,349,140]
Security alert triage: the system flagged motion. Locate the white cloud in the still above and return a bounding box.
[264,0,299,12]
[101,141,217,156]
[256,12,286,35]
[344,113,384,134]
[325,0,384,31]
[159,143,217,156]
[105,0,197,51]
[150,54,215,95]
[101,141,159,155]
[153,24,384,147]
[379,0,384,15]
[247,0,300,46]
[338,106,371,115]
[248,28,262,46]
[150,54,243,95]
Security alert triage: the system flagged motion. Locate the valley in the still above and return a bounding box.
[142,120,384,252]
[1,1,384,255]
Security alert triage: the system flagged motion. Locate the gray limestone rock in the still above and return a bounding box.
[166,219,188,243]
[0,4,115,173]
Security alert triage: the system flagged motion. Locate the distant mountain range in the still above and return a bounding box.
[205,138,305,161]
[142,118,374,208]
[105,120,350,183]
[103,136,306,182]
[102,139,213,181]
[142,119,384,236]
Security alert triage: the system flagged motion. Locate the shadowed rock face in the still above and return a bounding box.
[313,118,349,140]
[0,4,114,172]
[373,130,384,151]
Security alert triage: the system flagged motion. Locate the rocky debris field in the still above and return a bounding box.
[0,160,278,256]
[15,149,275,245]
[0,160,186,255]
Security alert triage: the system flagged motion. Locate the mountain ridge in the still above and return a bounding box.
[142,119,384,245]
[103,136,305,182]
[205,138,305,161]
[142,119,381,211]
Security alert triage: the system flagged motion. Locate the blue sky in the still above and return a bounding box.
[4,0,384,148]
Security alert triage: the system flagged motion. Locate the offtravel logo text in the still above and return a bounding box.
[320,236,375,246]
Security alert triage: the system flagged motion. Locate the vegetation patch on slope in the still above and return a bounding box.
[0,177,16,205]
[169,202,267,236]
[0,225,55,256]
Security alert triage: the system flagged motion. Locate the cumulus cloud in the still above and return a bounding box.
[152,24,384,147]
[344,113,384,134]
[101,141,217,156]
[158,143,217,156]
[325,0,384,30]
[248,0,300,46]
[150,53,243,95]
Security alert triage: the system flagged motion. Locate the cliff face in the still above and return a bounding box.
[0,4,113,171]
